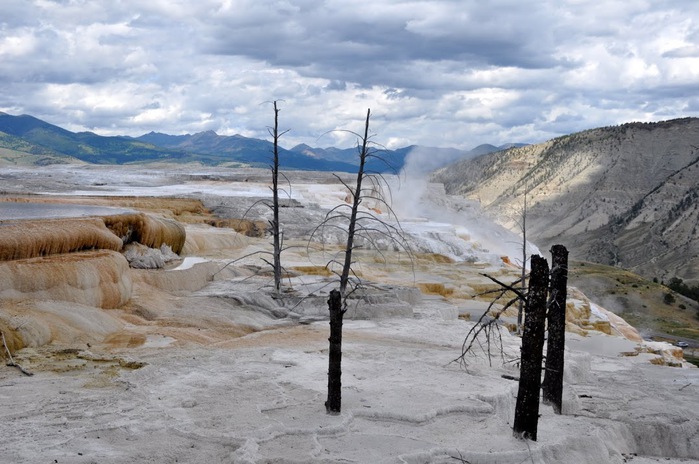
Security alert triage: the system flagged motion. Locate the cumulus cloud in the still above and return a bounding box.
[0,0,698,149]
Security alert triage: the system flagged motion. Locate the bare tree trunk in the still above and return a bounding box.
[326,289,344,414]
[271,101,282,295]
[318,108,410,415]
[339,108,371,296]
[542,244,568,414]
[326,109,370,414]
[517,189,527,334]
[513,255,549,441]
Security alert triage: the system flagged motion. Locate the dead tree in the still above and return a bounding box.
[323,109,369,415]
[311,109,410,295]
[314,108,411,414]
[325,289,344,413]
[230,101,291,295]
[513,254,549,441]
[542,244,568,414]
[517,188,528,334]
[270,100,285,295]
[339,109,371,296]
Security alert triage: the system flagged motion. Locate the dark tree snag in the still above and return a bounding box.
[326,111,369,415]
[316,109,411,416]
[271,101,282,295]
[542,244,568,414]
[326,289,344,414]
[513,255,549,441]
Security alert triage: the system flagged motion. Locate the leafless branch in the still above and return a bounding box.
[2,330,33,376]
[453,273,526,369]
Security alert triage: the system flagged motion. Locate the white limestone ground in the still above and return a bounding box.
[0,165,697,464]
[2,302,698,464]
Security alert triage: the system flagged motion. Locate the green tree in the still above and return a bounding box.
[663,292,676,305]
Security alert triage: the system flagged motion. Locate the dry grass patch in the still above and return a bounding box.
[469,283,502,296]
[291,266,332,277]
[569,260,699,344]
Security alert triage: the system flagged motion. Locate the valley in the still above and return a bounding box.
[433,118,699,286]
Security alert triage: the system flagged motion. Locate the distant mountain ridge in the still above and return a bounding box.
[0,112,514,172]
[0,112,190,165]
[432,117,699,283]
[133,130,359,171]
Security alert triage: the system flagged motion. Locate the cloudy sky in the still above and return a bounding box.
[1,0,698,150]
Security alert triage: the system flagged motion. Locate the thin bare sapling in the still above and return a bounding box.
[268,100,288,295]
[505,184,531,335]
[216,100,293,295]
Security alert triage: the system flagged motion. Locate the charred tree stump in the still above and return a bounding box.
[326,290,344,414]
[513,255,549,441]
[542,244,569,414]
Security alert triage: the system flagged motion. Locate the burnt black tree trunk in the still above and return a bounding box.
[542,244,569,414]
[513,255,549,441]
[317,108,411,415]
[327,109,369,414]
[326,289,345,414]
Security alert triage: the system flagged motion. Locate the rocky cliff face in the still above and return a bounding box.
[433,118,699,282]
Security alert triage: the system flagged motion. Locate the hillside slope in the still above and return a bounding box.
[433,118,699,283]
[0,131,83,166]
[0,112,188,164]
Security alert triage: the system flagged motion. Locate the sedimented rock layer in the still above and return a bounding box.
[0,250,133,309]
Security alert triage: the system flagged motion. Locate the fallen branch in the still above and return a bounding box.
[480,273,526,300]
[451,292,519,368]
[1,330,33,376]
[449,450,472,463]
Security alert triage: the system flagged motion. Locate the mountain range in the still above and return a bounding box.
[4,111,695,285]
[0,112,514,173]
[432,117,699,284]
